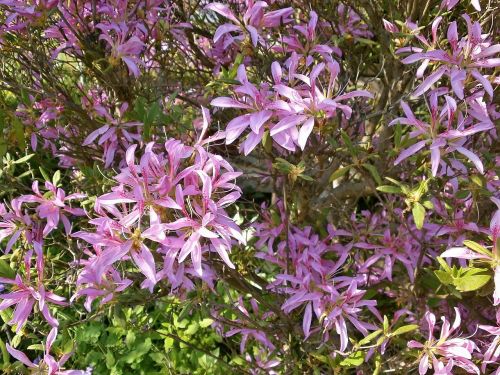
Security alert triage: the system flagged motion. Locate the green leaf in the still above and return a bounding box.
[329,166,350,182]
[422,200,434,210]
[383,315,389,332]
[39,167,51,182]
[436,257,451,272]
[13,153,34,164]
[123,338,152,364]
[0,338,9,367]
[273,157,294,173]
[199,318,214,328]
[394,123,402,147]
[356,37,379,46]
[0,260,15,279]
[298,174,314,181]
[390,324,419,336]
[184,322,199,336]
[143,102,161,140]
[26,344,44,351]
[434,270,453,285]
[384,177,403,187]
[52,170,61,186]
[339,351,364,367]
[470,175,483,187]
[376,185,402,194]
[261,130,272,153]
[164,337,174,351]
[358,329,382,346]
[341,130,356,155]
[11,117,25,149]
[125,331,136,347]
[413,179,429,201]
[453,268,491,292]
[412,202,426,229]
[362,163,382,185]
[105,351,115,369]
[228,54,244,79]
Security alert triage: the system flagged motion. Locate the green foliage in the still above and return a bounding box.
[434,257,492,294]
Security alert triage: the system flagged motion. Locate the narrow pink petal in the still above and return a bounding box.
[394,140,427,165]
[211,97,251,109]
[413,67,446,97]
[298,117,315,150]
[441,247,489,259]
[454,146,484,174]
[6,345,34,367]
[303,303,312,337]
[205,3,240,24]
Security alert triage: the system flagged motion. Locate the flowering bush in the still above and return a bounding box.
[0,0,498,373]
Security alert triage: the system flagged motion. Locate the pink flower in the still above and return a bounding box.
[390,92,493,176]
[478,322,500,373]
[407,308,479,374]
[211,64,274,155]
[440,0,481,11]
[97,22,145,77]
[73,140,243,303]
[0,243,67,332]
[0,198,34,253]
[399,15,499,99]
[206,1,293,49]
[213,58,372,153]
[19,180,86,236]
[441,197,500,305]
[7,327,86,374]
[82,101,143,168]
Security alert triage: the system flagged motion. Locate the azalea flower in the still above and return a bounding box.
[0,243,67,332]
[0,198,34,253]
[82,102,143,168]
[97,22,145,77]
[19,180,86,236]
[390,92,493,176]
[441,197,500,305]
[7,327,87,374]
[400,15,499,99]
[407,308,479,374]
[278,11,341,63]
[206,1,293,49]
[73,140,243,302]
[478,322,500,373]
[211,64,274,155]
[441,0,481,11]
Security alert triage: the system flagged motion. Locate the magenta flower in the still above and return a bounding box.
[279,11,341,61]
[7,327,86,374]
[357,228,417,282]
[390,92,493,176]
[335,5,373,40]
[407,308,479,374]
[97,22,145,77]
[213,58,372,153]
[82,102,143,168]
[206,1,293,49]
[211,64,274,155]
[400,15,499,99]
[478,322,500,373]
[73,140,243,303]
[264,225,378,349]
[0,198,34,253]
[440,0,481,11]
[0,243,67,332]
[20,180,86,236]
[441,197,500,305]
